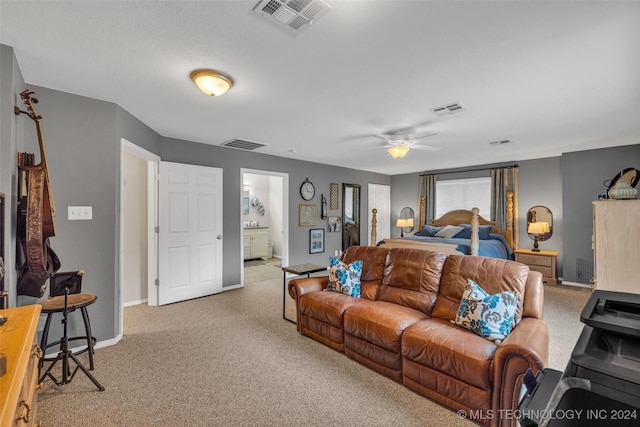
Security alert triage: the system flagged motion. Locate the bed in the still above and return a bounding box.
[375,206,515,260]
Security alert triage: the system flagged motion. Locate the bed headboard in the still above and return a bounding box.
[430,208,513,251]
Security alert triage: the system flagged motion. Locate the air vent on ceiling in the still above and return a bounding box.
[221,139,267,151]
[430,102,467,116]
[489,139,512,145]
[253,0,331,33]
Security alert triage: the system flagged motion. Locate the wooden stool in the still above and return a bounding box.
[39,293,97,370]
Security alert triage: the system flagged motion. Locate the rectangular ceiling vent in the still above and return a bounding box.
[221,139,267,151]
[430,102,467,116]
[253,0,331,33]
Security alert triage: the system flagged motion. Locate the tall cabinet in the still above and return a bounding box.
[592,200,640,293]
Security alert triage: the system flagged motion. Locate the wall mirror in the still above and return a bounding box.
[397,207,415,237]
[342,183,361,250]
[527,205,553,251]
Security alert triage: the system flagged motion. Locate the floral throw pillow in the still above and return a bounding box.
[453,279,519,344]
[326,256,362,298]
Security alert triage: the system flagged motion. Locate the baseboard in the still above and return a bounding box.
[555,280,592,289]
[124,298,148,307]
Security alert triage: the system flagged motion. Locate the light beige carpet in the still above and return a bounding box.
[37,279,591,427]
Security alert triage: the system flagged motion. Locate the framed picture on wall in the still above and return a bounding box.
[309,229,325,254]
[327,216,341,232]
[299,204,316,226]
[243,197,249,214]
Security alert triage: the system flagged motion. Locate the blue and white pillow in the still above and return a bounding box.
[326,256,362,298]
[453,279,519,344]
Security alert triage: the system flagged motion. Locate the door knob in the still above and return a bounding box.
[217,235,222,239]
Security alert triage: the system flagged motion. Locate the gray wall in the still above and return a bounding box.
[160,137,390,286]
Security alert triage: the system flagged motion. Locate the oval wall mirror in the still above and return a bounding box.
[398,207,415,236]
[526,205,553,251]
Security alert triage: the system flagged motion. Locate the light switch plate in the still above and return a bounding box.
[68,206,92,220]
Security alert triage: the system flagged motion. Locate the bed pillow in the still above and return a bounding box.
[326,256,362,298]
[453,279,519,344]
[415,225,443,237]
[434,225,464,238]
[455,224,493,240]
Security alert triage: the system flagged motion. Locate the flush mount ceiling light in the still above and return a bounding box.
[190,69,234,96]
[388,145,411,159]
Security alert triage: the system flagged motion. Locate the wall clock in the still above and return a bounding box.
[300,177,315,201]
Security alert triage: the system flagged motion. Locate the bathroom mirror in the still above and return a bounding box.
[342,183,361,250]
[527,206,553,250]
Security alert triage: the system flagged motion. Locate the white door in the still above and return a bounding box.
[158,161,223,305]
[368,183,391,244]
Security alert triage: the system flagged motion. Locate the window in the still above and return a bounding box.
[436,177,491,218]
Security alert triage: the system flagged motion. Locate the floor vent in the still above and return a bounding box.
[576,258,594,284]
[221,139,267,151]
[489,139,512,145]
[430,102,466,116]
[253,0,331,33]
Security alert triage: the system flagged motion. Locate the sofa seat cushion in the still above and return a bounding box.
[300,291,363,329]
[344,301,428,352]
[402,318,497,390]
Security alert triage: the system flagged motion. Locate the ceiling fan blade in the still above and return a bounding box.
[411,144,441,151]
[408,132,437,140]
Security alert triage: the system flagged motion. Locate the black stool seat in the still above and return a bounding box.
[39,293,98,370]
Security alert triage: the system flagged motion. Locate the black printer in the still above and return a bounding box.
[519,290,640,426]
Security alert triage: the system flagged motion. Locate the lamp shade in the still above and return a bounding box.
[396,219,409,228]
[528,222,550,234]
[388,145,410,159]
[190,69,234,96]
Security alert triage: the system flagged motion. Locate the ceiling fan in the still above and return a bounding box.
[374,131,439,159]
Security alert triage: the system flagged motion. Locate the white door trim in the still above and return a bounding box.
[119,139,160,341]
[240,169,289,285]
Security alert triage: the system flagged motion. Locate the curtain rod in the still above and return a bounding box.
[420,164,518,177]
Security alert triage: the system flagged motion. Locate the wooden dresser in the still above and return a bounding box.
[592,200,640,293]
[0,305,43,427]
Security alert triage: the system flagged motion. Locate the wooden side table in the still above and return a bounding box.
[514,248,559,285]
[282,263,327,324]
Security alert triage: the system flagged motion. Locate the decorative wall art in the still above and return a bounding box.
[251,196,265,215]
[243,197,249,214]
[330,183,339,210]
[327,216,342,232]
[299,204,316,226]
[309,229,325,254]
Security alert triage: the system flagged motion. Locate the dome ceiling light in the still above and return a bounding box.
[190,69,234,96]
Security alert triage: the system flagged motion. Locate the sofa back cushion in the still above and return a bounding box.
[432,255,529,324]
[341,246,388,300]
[377,248,447,316]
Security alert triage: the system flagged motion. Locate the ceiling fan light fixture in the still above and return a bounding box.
[388,145,410,159]
[190,69,234,96]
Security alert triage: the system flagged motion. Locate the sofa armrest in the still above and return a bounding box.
[287,276,329,330]
[491,317,549,427]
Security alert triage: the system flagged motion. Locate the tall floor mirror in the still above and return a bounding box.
[342,183,361,251]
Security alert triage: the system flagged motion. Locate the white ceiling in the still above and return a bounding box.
[2,1,639,175]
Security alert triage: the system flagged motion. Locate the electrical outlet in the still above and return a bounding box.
[68,206,92,220]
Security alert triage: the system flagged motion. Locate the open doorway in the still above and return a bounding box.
[241,169,288,284]
[119,139,159,338]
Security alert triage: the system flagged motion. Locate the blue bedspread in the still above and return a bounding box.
[400,233,513,260]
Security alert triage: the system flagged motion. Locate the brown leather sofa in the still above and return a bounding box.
[288,246,548,427]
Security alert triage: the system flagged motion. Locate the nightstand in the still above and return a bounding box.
[514,248,559,285]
